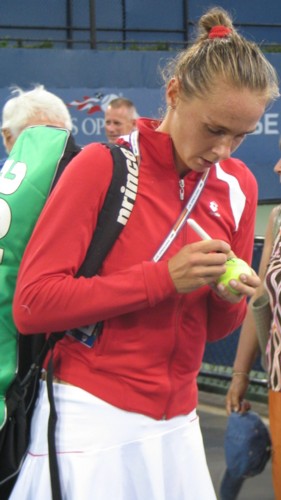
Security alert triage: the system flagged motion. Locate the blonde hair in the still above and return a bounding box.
[107,97,139,119]
[162,7,279,104]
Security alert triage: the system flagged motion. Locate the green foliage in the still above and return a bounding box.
[126,41,171,51]
[0,39,10,48]
[0,35,280,52]
[262,44,281,53]
[0,38,53,49]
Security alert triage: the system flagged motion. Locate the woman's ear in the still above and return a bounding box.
[166,78,180,109]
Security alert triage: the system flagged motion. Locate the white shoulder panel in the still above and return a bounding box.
[215,162,246,231]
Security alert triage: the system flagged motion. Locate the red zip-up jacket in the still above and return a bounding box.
[13,118,257,420]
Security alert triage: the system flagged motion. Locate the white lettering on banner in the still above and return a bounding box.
[252,113,279,135]
[71,118,79,136]
[71,117,105,138]
[82,117,104,136]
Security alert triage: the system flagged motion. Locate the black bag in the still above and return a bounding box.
[0,333,65,498]
[0,338,49,497]
[0,390,27,499]
[0,382,27,491]
[0,138,139,499]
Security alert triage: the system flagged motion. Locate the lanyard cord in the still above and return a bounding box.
[128,129,210,263]
[152,168,210,262]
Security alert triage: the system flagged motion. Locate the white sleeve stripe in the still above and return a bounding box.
[215,162,246,231]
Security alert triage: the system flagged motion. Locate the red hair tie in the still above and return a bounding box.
[208,25,232,39]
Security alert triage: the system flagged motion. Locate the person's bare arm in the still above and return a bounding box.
[225,207,277,413]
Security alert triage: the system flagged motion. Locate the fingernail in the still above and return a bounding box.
[217,283,225,292]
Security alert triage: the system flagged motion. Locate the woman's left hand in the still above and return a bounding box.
[212,268,261,303]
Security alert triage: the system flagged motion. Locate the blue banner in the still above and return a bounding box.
[0,86,280,201]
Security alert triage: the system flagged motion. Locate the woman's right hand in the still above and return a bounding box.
[168,239,230,294]
[225,373,251,415]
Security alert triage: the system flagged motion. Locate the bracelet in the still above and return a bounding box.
[232,371,249,379]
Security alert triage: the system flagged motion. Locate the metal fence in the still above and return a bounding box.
[0,0,281,51]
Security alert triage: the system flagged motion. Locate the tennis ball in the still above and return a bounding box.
[217,258,252,295]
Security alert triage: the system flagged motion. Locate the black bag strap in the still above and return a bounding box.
[78,143,138,277]
[47,336,63,500]
[46,142,139,499]
[51,133,81,192]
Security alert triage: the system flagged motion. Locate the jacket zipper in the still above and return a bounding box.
[162,207,186,419]
[179,178,185,200]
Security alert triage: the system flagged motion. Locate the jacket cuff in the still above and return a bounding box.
[142,260,176,306]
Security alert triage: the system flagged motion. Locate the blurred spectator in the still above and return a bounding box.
[1,84,73,155]
[0,83,78,499]
[104,97,138,143]
[225,141,281,499]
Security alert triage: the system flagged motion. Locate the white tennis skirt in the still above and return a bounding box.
[9,381,217,500]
